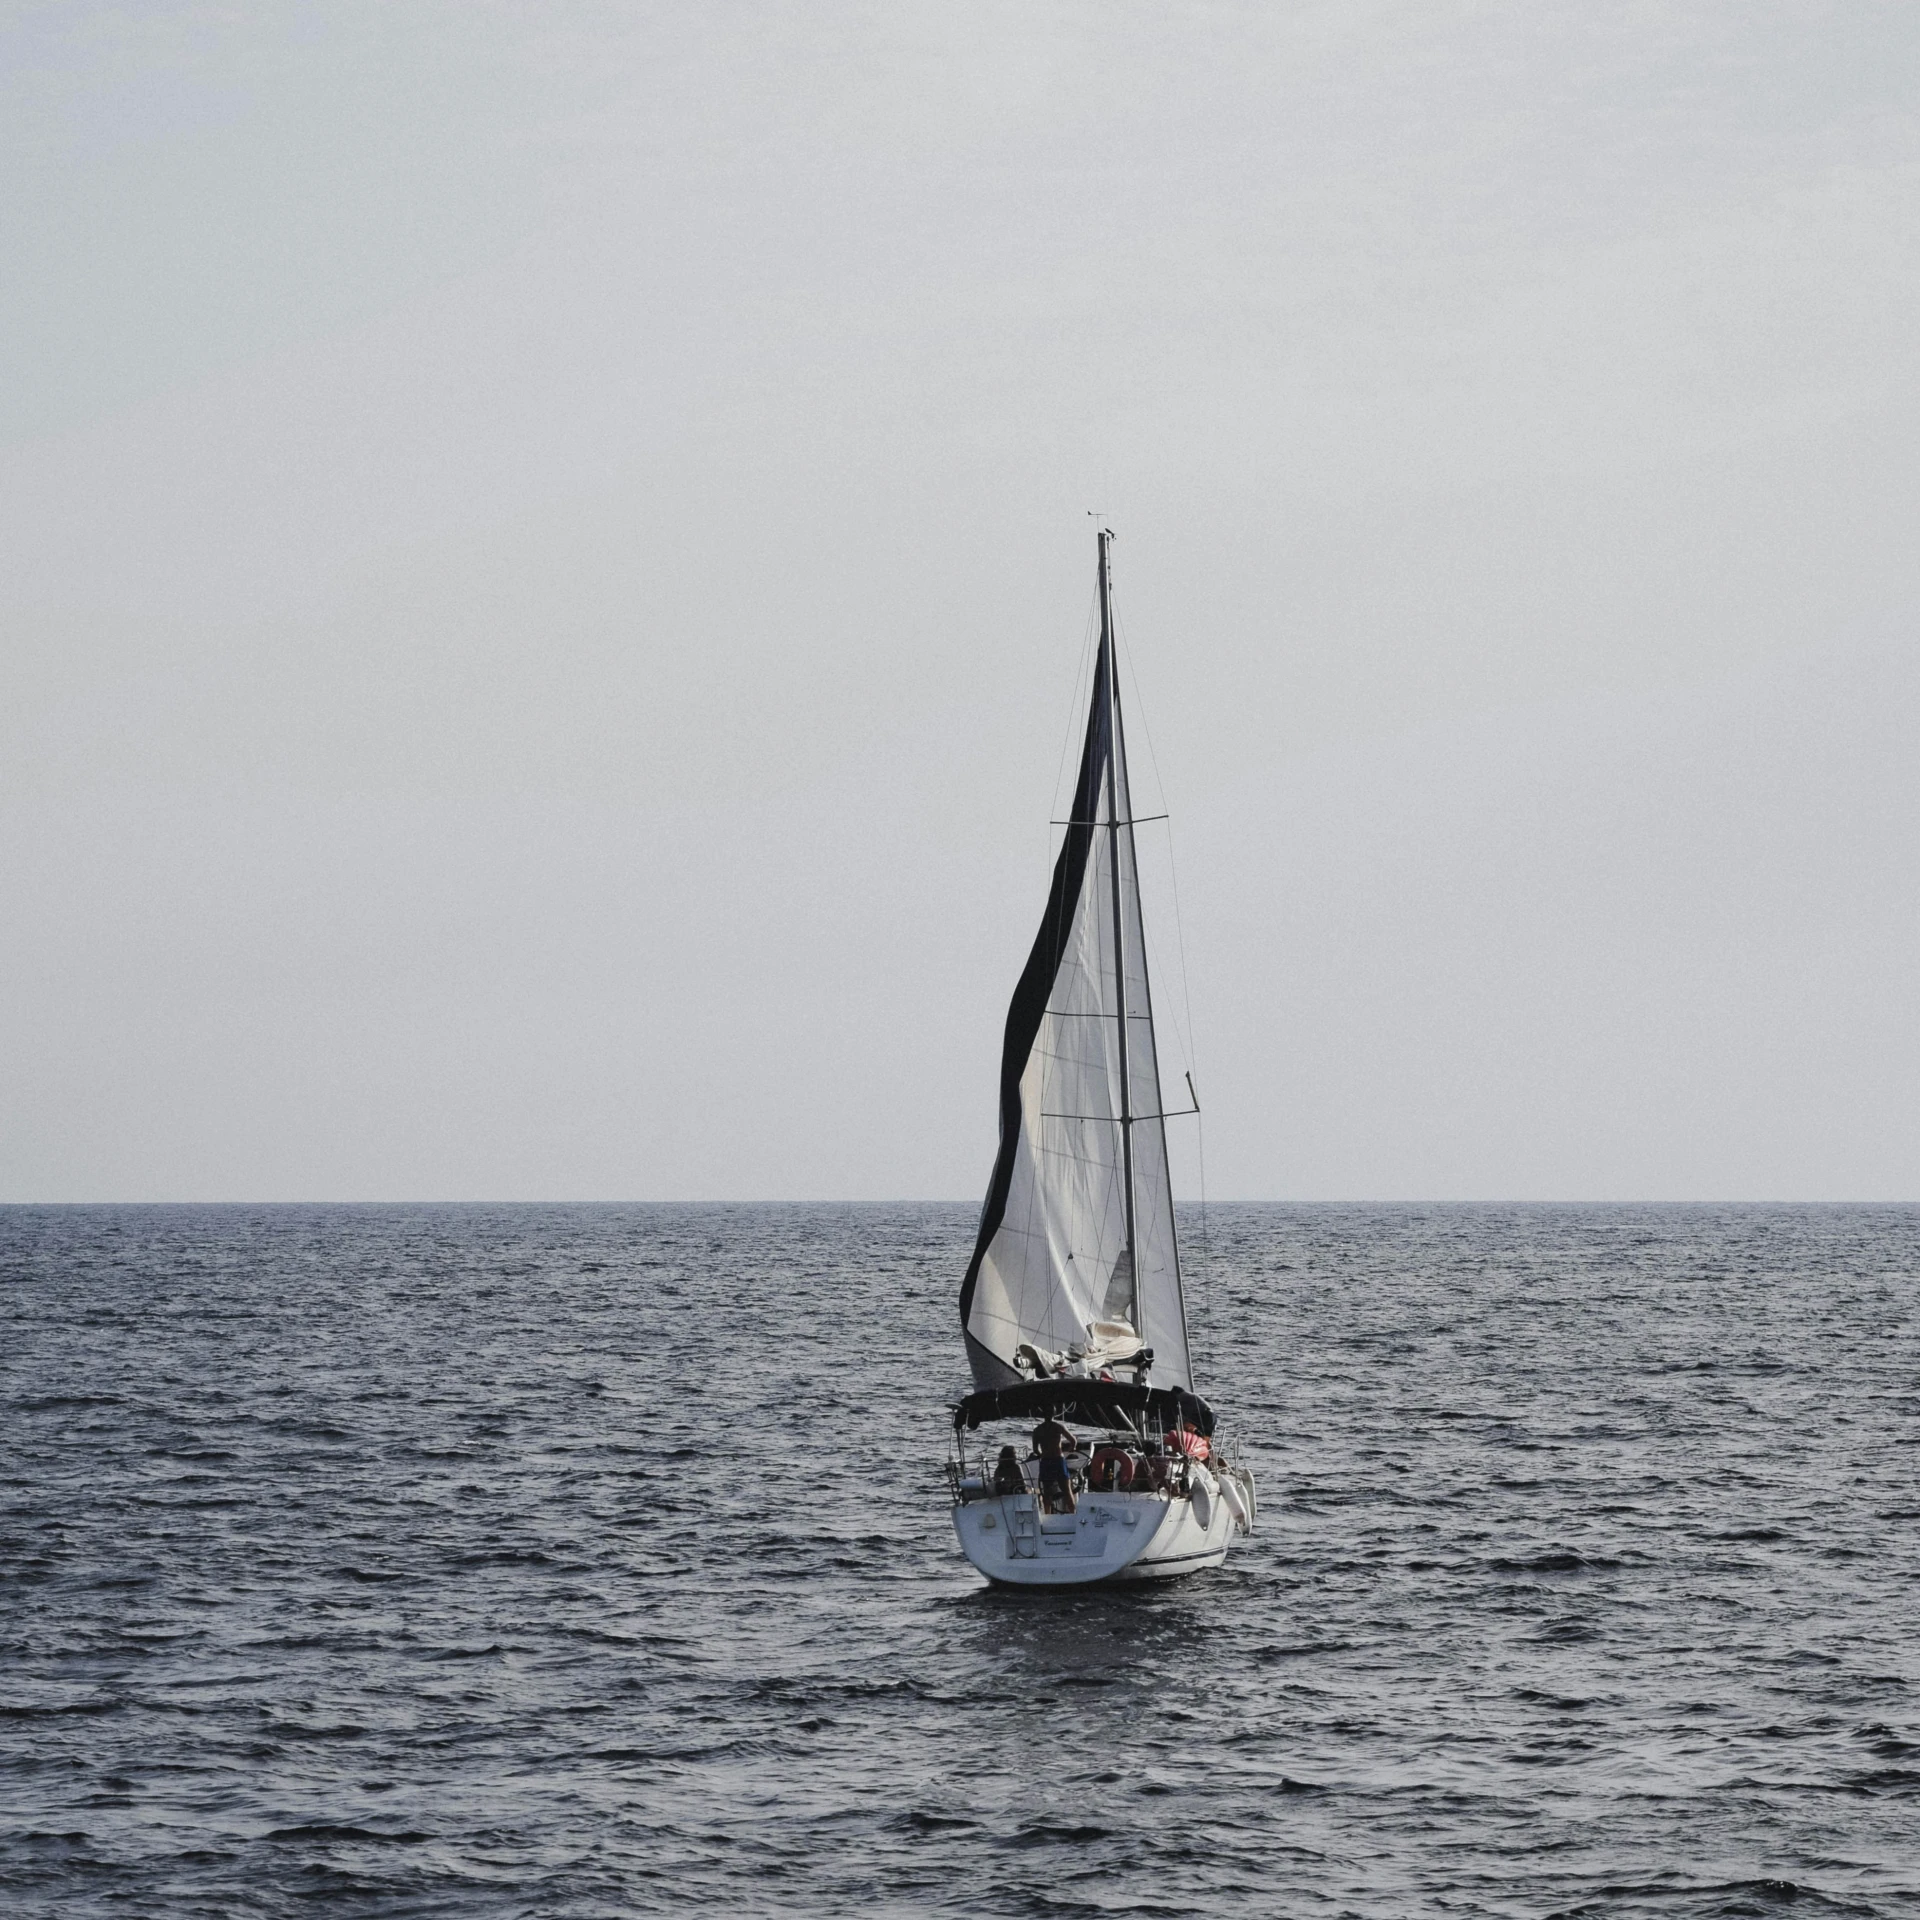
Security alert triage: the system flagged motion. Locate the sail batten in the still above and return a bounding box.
[958,531,1194,1393]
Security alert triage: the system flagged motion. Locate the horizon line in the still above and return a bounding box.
[3,1196,1917,1209]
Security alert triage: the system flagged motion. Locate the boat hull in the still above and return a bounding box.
[951,1474,1247,1586]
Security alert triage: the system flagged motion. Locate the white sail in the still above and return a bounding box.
[960,535,1194,1392]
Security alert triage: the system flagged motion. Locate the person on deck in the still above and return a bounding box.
[991,1445,1025,1495]
[1030,1417,1077,1514]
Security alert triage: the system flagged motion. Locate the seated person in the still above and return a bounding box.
[1030,1416,1078,1514]
[991,1444,1025,1495]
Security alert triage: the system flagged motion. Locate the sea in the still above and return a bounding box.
[2,1203,1917,1918]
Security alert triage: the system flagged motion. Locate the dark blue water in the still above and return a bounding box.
[3,1204,1917,1916]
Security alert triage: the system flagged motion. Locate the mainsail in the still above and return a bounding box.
[959,531,1194,1393]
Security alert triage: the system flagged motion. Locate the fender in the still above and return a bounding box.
[1188,1463,1216,1532]
[1218,1469,1251,1534]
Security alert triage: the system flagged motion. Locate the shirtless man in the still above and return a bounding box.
[1031,1417,1077,1514]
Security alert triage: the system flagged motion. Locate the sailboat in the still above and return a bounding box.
[948,528,1255,1585]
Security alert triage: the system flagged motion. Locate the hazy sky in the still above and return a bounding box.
[5,2,1918,1201]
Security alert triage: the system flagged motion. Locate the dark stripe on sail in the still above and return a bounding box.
[957,635,1113,1389]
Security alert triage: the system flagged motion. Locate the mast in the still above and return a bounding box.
[1098,527,1140,1333]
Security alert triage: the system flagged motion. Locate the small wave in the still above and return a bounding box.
[1862,1724,1920,1758]
[1005,1821,1114,1847]
[895,1808,978,1833]
[1490,1550,1610,1574]
[262,1824,430,1845]
[1535,1618,1600,1644]
[0,1698,120,1720]
[1844,1768,1920,1795]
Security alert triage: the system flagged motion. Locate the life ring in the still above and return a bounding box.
[1087,1446,1133,1493]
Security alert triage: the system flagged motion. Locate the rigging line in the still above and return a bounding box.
[1108,592,1198,1079]
[1050,814,1168,827]
[1109,586,1200,1073]
[1193,1088,1211,1351]
[1161,788,1209,1330]
[1111,575,1210,1345]
[1158,771,1212,1336]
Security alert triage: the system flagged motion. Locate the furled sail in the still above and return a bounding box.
[959,533,1194,1393]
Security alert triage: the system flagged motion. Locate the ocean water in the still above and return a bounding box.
[2,1202,1917,1918]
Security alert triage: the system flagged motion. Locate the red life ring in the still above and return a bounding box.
[1087,1446,1134,1493]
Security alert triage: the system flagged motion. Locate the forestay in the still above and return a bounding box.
[959,534,1194,1392]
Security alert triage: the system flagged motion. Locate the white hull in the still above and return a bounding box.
[951,1468,1251,1587]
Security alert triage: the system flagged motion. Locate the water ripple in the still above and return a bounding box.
[2,1202,1917,1915]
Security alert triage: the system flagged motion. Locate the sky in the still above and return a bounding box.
[4,1,1918,1202]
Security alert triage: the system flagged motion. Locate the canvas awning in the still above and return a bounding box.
[952,1379,1216,1437]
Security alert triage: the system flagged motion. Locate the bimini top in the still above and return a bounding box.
[953,1379,1216,1437]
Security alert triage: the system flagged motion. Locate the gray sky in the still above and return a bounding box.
[5,2,1918,1202]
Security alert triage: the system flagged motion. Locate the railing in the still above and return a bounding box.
[946,1449,1201,1504]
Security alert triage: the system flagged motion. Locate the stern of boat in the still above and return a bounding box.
[951,1488,1170,1585]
